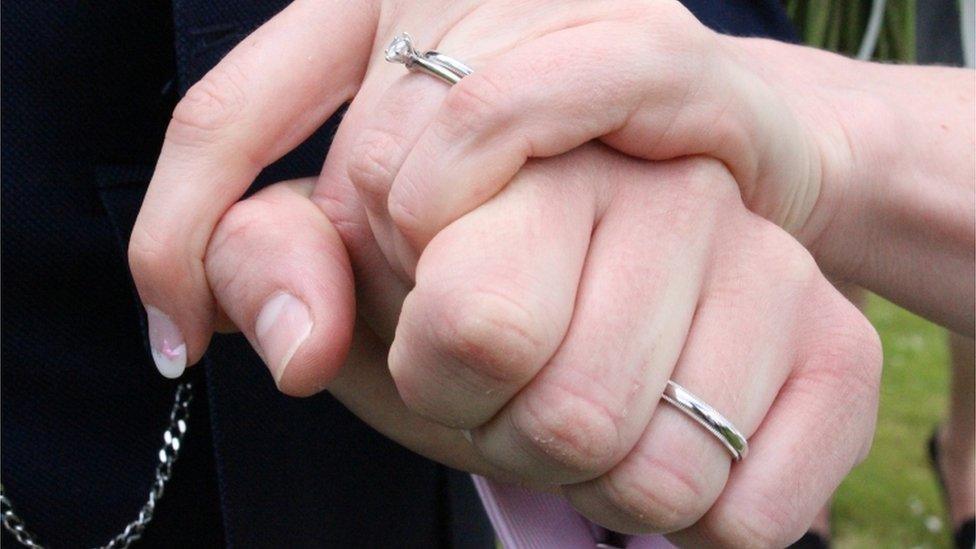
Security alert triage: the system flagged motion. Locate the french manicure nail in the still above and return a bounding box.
[147,306,187,379]
[255,292,313,385]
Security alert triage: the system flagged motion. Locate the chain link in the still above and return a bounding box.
[2,382,194,549]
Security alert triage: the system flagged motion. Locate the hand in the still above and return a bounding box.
[340,1,974,332]
[126,3,884,543]
[362,14,975,333]
[129,0,800,377]
[128,0,972,378]
[200,145,882,546]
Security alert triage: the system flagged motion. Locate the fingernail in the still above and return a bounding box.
[461,429,473,443]
[255,292,313,385]
[146,306,187,379]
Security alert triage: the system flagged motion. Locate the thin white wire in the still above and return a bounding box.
[961,0,975,68]
[857,0,887,60]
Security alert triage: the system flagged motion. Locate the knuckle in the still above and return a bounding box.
[753,222,820,287]
[844,307,883,385]
[614,0,658,19]
[807,300,883,395]
[387,175,425,238]
[202,199,271,297]
[205,198,265,260]
[128,223,179,281]
[796,297,882,465]
[438,72,508,141]
[515,379,621,477]
[429,288,547,387]
[708,497,803,549]
[635,0,711,50]
[309,190,373,255]
[680,156,741,204]
[600,454,711,532]
[346,128,406,208]
[168,61,249,145]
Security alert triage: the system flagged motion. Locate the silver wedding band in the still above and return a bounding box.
[385,33,749,462]
[663,381,748,461]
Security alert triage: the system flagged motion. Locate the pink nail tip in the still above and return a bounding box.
[159,344,183,360]
[146,306,187,379]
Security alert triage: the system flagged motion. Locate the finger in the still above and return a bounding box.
[327,322,516,482]
[312,95,415,342]
[314,12,479,336]
[346,1,622,278]
[343,5,496,279]
[561,215,813,534]
[470,157,728,485]
[387,150,601,429]
[342,48,451,281]
[129,0,376,376]
[204,178,355,397]
[384,5,712,251]
[670,286,881,548]
[387,4,808,252]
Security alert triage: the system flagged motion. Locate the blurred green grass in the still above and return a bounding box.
[833,294,952,548]
[785,0,917,62]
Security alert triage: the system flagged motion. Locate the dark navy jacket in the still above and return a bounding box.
[1,1,793,547]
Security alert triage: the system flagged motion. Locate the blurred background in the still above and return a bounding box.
[782,2,973,547]
[835,296,957,548]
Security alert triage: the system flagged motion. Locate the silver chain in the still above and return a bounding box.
[1,382,194,549]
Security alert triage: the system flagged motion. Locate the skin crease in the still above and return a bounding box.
[127,0,971,545]
[204,147,882,547]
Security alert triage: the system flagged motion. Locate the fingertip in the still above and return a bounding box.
[203,179,357,397]
[272,293,354,398]
[147,306,188,378]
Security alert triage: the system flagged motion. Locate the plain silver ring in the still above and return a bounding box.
[662,380,749,461]
[385,33,472,84]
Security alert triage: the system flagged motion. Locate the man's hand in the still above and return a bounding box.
[199,146,882,546]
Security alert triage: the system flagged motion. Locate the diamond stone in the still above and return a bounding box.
[385,33,416,64]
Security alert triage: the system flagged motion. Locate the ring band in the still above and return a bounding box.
[662,381,749,461]
[385,33,472,84]
[385,33,750,463]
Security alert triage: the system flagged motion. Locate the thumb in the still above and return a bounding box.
[129,0,377,376]
[204,178,355,396]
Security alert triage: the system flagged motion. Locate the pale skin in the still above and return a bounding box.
[203,149,882,547]
[126,0,975,545]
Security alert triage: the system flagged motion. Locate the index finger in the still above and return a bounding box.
[128,0,377,376]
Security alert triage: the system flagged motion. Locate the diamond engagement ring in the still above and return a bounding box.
[385,32,472,84]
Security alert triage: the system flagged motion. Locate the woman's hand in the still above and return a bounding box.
[129,0,814,377]
[200,147,882,546]
[129,0,973,379]
[362,9,975,333]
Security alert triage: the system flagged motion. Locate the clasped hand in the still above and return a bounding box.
[128,1,884,546]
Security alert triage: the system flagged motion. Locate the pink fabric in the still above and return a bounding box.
[473,475,675,549]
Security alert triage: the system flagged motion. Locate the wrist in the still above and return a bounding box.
[719,38,879,263]
[799,59,974,331]
[773,53,902,282]
[728,36,975,330]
